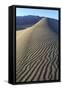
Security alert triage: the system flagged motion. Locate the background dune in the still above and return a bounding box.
[16,18,59,82]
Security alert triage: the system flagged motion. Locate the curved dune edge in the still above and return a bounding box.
[16,18,59,82]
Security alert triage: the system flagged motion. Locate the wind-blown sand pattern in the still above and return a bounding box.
[16,18,59,82]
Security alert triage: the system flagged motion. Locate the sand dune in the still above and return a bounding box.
[16,18,59,82]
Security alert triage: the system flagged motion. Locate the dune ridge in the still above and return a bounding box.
[16,18,59,82]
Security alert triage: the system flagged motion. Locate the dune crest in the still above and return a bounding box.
[33,18,48,27]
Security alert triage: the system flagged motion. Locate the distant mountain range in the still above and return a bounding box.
[16,15,59,33]
[16,15,41,30]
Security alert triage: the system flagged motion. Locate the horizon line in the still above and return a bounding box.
[16,15,58,20]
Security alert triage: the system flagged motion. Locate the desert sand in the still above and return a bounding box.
[16,18,59,82]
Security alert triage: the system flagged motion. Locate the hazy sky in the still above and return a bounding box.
[16,8,59,20]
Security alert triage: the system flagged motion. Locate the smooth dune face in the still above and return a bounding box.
[16,18,59,82]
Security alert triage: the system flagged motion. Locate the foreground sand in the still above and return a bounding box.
[16,18,59,82]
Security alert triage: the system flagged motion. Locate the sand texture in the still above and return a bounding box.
[16,18,59,82]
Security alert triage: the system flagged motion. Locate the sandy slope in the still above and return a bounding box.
[16,18,59,82]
